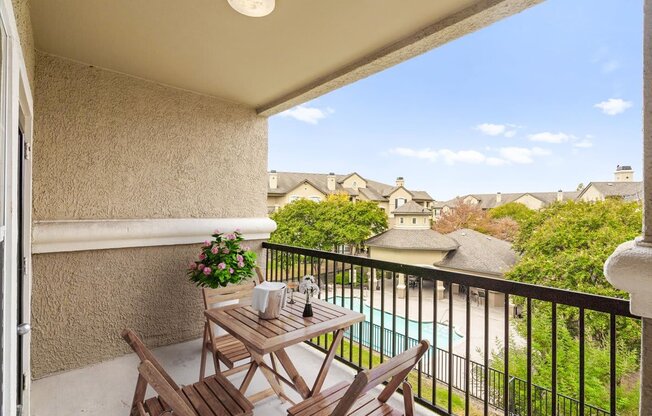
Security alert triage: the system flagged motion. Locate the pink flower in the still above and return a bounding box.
[242,246,250,251]
[199,253,207,261]
[238,261,245,268]
[222,248,230,254]
[203,240,211,247]
[213,229,220,234]
[211,245,219,254]
[197,263,205,271]
[226,234,236,240]
[217,262,226,270]
[188,262,196,270]
[235,228,241,233]
[236,254,243,262]
[229,268,234,274]
[203,267,212,275]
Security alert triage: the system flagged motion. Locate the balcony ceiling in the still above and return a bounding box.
[29,0,539,114]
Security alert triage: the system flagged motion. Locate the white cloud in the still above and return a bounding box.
[528,132,573,143]
[475,123,519,138]
[278,104,334,124]
[601,60,620,73]
[486,157,508,166]
[390,147,487,165]
[574,139,593,148]
[499,147,551,164]
[594,98,632,115]
[475,123,506,136]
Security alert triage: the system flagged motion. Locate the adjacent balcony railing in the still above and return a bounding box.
[263,242,641,416]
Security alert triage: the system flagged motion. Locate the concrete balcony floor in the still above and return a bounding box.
[32,338,434,416]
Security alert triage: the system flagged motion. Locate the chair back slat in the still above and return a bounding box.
[138,360,195,416]
[121,328,180,391]
[331,340,429,416]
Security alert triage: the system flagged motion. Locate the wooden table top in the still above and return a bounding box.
[205,297,365,355]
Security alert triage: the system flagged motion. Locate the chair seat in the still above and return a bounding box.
[144,373,254,416]
[287,382,402,416]
[207,334,251,369]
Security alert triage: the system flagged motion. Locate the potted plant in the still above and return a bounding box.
[188,230,257,288]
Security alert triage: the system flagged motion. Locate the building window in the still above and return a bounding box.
[399,217,404,224]
[289,195,300,202]
[412,217,416,224]
[395,198,406,208]
[423,217,427,224]
[352,181,357,188]
[310,196,321,202]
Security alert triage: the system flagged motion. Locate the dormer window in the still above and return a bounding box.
[412,218,416,224]
[395,198,406,209]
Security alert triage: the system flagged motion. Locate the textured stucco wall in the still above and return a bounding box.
[12,0,35,87]
[33,52,268,220]
[31,53,271,378]
[31,240,265,378]
[644,0,652,242]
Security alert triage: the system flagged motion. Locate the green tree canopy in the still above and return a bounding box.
[488,202,536,226]
[270,194,388,251]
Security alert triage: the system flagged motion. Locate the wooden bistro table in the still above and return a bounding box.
[204,297,365,404]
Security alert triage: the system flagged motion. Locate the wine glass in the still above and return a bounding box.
[287,281,298,304]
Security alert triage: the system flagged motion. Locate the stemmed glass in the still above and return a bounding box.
[287,281,298,304]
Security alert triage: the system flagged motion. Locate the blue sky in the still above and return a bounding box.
[268,0,643,201]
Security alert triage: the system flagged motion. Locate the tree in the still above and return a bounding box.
[577,182,585,191]
[270,194,388,252]
[497,199,643,414]
[488,202,536,226]
[434,201,520,241]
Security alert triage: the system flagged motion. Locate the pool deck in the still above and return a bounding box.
[322,280,522,362]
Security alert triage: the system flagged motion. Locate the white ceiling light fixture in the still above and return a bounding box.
[227,0,275,17]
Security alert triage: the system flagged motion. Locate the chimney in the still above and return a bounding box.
[614,165,634,182]
[395,177,405,187]
[269,170,278,189]
[496,192,502,203]
[557,189,563,202]
[327,172,336,191]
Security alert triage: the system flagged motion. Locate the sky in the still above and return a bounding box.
[268,0,644,201]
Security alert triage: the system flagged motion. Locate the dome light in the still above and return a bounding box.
[227,0,275,17]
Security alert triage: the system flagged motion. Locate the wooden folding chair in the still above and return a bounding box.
[122,328,254,416]
[199,266,265,380]
[287,340,430,416]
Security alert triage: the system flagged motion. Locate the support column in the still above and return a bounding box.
[397,273,406,299]
[604,1,652,414]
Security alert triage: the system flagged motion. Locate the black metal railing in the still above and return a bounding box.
[263,242,640,416]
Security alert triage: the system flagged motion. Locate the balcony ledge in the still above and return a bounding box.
[604,237,652,318]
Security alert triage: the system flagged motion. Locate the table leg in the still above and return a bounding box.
[239,361,258,394]
[311,329,345,396]
[249,350,287,403]
[274,349,311,399]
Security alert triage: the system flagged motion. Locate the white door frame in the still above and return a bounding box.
[0,0,33,413]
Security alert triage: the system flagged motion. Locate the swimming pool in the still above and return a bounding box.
[326,296,463,351]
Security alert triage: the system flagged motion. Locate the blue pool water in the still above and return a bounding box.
[326,296,463,351]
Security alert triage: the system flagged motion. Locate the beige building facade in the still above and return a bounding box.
[267,171,435,226]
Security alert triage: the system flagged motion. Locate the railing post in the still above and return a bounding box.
[604,1,652,413]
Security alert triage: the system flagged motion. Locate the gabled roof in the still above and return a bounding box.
[268,171,434,202]
[577,181,643,201]
[365,229,459,251]
[435,229,517,276]
[382,185,413,198]
[442,190,579,210]
[393,200,431,215]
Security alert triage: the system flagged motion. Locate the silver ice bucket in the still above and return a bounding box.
[253,281,287,319]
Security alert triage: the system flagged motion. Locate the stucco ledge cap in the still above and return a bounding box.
[604,237,652,318]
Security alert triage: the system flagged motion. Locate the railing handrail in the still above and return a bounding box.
[262,242,638,318]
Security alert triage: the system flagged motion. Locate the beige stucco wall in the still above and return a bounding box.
[31,53,270,377]
[341,174,366,190]
[388,187,412,218]
[12,0,35,87]
[33,52,267,220]
[578,185,604,202]
[513,194,545,210]
[31,240,264,378]
[279,182,325,205]
[369,246,448,266]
